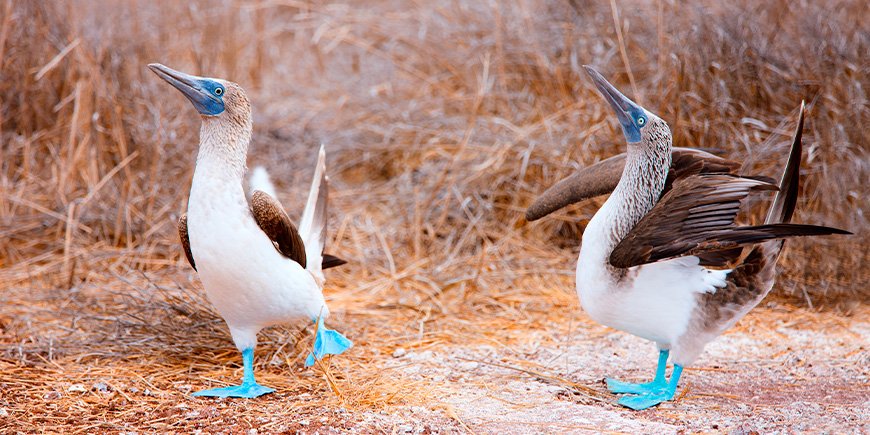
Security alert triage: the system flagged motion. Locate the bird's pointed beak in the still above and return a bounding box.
[148,63,224,116]
[583,65,643,143]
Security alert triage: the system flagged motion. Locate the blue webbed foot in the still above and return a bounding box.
[609,349,671,395]
[617,389,675,410]
[606,378,666,395]
[192,382,275,398]
[616,364,684,411]
[193,348,274,399]
[305,318,353,367]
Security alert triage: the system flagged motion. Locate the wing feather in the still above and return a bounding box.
[608,174,848,268]
[178,213,196,271]
[525,147,745,221]
[250,190,307,268]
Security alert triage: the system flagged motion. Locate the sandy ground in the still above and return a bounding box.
[375,313,869,434]
[2,275,865,434]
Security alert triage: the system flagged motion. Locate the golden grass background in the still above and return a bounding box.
[0,0,867,431]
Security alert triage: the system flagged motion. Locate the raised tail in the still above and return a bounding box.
[765,101,805,225]
[299,145,330,280]
[752,102,850,256]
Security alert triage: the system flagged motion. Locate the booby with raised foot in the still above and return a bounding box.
[149,63,351,398]
[527,66,850,410]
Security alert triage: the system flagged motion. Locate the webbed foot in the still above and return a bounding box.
[617,389,675,410]
[305,318,353,367]
[193,382,275,398]
[606,378,666,395]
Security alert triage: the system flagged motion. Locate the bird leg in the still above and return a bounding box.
[305,317,353,367]
[193,348,275,398]
[617,364,684,410]
[607,349,669,394]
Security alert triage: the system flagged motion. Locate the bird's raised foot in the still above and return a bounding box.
[192,382,275,399]
[617,389,675,410]
[305,320,353,367]
[606,377,667,395]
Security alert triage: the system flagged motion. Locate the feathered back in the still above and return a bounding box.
[298,145,328,281]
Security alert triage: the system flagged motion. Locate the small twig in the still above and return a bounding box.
[609,0,639,100]
[34,37,80,81]
[456,357,609,403]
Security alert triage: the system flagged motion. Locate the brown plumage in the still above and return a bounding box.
[176,192,347,271]
[608,104,848,270]
[608,175,776,268]
[534,65,851,410]
[682,102,836,357]
[250,190,308,268]
[178,213,196,271]
[525,147,758,222]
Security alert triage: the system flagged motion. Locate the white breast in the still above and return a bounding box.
[186,166,327,340]
[575,199,730,346]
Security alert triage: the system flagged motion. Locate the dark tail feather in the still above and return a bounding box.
[765,101,805,225]
[740,223,852,242]
[321,253,347,270]
[707,224,852,251]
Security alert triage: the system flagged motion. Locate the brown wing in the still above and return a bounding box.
[525,153,626,221]
[608,175,848,268]
[525,147,746,221]
[250,190,307,268]
[178,213,196,271]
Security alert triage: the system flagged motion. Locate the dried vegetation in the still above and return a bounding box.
[0,0,866,432]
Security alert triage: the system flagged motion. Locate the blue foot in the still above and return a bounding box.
[192,382,275,398]
[305,317,353,367]
[606,378,666,395]
[608,349,670,395]
[194,348,274,399]
[616,364,684,411]
[617,390,674,410]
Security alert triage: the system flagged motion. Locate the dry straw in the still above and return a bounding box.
[0,0,866,431]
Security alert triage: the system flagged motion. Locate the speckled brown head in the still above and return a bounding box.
[148,63,251,128]
[149,63,253,175]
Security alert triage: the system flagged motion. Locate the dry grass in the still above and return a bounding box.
[0,0,867,432]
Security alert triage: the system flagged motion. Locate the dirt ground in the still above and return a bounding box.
[0,271,866,434]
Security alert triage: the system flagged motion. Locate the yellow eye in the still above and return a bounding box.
[215,88,223,96]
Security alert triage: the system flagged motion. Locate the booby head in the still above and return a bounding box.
[148,63,227,115]
[583,65,667,145]
[149,63,253,138]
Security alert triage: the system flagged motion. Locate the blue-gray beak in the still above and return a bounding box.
[148,63,225,116]
[584,65,644,143]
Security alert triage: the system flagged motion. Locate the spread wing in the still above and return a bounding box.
[178,213,196,271]
[608,174,847,269]
[250,190,308,268]
[609,175,776,268]
[525,147,748,221]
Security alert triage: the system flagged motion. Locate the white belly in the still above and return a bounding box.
[575,205,729,346]
[578,255,728,345]
[187,177,326,333]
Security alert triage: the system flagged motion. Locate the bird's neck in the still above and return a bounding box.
[194,117,253,183]
[604,140,671,245]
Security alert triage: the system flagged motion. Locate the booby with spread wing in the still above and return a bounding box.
[149,63,351,398]
[526,66,850,410]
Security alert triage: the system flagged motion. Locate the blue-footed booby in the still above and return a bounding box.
[526,66,850,410]
[149,63,352,398]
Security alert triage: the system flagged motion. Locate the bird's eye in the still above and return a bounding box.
[214,88,223,96]
[637,117,646,126]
